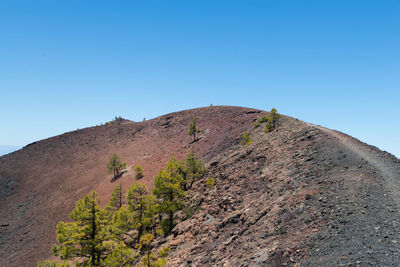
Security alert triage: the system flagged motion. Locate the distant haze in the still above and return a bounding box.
[0,145,21,157]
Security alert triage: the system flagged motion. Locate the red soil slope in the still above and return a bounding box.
[0,106,261,266]
[2,106,400,266]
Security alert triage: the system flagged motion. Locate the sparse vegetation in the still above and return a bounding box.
[35,109,222,267]
[12,105,399,267]
[265,108,280,132]
[187,117,200,143]
[181,150,206,190]
[254,108,281,132]
[205,177,215,188]
[241,131,252,146]
[107,153,127,181]
[184,205,200,219]
[44,147,208,266]
[254,115,268,127]
[134,164,144,180]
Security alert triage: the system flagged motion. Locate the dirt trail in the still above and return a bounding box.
[311,124,400,207]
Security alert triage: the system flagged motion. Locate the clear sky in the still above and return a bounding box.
[0,0,399,157]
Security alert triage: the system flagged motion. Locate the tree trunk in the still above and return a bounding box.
[169,210,173,233]
[118,186,122,208]
[138,203,143,240]
[189,179,195,190]
[168,191,174,233]
[91,200,96,265]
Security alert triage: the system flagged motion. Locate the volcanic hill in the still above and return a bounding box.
[1,106,400,266]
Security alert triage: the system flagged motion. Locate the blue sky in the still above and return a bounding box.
[0,0,399,157]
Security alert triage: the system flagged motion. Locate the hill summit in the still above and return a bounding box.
[1,106,400,266]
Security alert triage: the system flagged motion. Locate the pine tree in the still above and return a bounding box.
[103,242,138,267]
[187,117,200,143]
[107,153,127,181]
[105,182,123,218]
[265,108,280,132]
[184,151,206,189]
[110,182,155,246]
[134,164,144,180]
[110,205,136,245]
[52,191,108,266]
[241,131,252,146]
[127,182,153,240]
[254,115,268,127]
[152,159,186,234]
[143,194,158,235]
[136,234,168,267]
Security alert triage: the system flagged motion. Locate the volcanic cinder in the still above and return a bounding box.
[1,106,400,266]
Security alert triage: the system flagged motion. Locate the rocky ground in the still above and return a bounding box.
[1,106,400,266]
[163,115,400,266]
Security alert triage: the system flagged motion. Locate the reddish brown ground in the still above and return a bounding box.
[1,106,400,267]
[0,106,261,266]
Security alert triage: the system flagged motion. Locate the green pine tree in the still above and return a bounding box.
[136,234,168,267]
[127,182,153,240]
[52,191,109,266]
[265,108,280,132]
[105,182,123,218]
[152,159,186,234]
[134,164,144,180]
[107,153,127,181]
[110,183,155,247]
[241,131,252,146]
[184,151,206,189]
[187,117,200,143]
[110,205,136,245]
[103,242,138,267]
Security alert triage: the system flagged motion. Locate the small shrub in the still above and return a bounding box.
[254,115,268,127]
[184,205,200,219]
[205,177,215,188]
[241,131,252,146]
[134,164,144,180]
